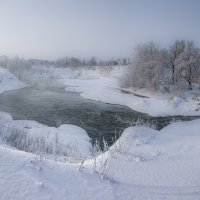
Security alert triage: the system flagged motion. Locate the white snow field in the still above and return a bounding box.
[1,119,200,200]
[95,120,200,187]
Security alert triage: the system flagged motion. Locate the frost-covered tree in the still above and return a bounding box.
[176,41,200,89]
[88,57,97,67]
[122,40,200,92]
[126,42,171,91]
[158,48,171,91]
[131,42,159,88]
[169,40,186,85]
[69,57,82,68]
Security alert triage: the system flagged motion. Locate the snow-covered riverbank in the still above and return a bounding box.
[0,112,92,161]
[56,66,200,117]
[1,118,200,200]
[0,66,200,199]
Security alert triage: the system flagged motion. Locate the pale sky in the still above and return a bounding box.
[0,0,199,59]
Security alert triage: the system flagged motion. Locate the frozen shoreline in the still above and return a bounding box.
[56,67,200,117]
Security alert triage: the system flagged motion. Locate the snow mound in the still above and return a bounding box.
[0,67,26,94]
[95,120,200,187]
[0,112,92,159]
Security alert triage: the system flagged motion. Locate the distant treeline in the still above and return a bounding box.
[55,57,130,67]
[0,55,130,69]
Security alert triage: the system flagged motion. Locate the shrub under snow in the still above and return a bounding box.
[0,112,92,160]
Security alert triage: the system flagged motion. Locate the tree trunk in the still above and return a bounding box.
[188,80,192,90]
[172,64,175,85]
[188,66,192,90]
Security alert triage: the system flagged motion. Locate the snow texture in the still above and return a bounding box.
[1,119,200,199]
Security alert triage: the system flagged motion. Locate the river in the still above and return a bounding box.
[0,83,199,145]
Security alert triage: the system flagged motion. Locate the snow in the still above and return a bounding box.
[0,66,200,199]
[54,66,200,117]
[99,122,200,186]
[0,145,113,200]
[1,65,200,117]
[0,67,26,94]
[1,119,200,199]
[6,64,199,117]
[84,120,200,199]
[0,112,92,159]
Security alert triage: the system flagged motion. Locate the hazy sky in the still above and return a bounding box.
[0,0,199,59]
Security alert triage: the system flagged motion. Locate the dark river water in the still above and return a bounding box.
[0,85,199,145]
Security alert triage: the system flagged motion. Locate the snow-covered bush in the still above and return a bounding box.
[0,112,92,160]
[116,116,157,130]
